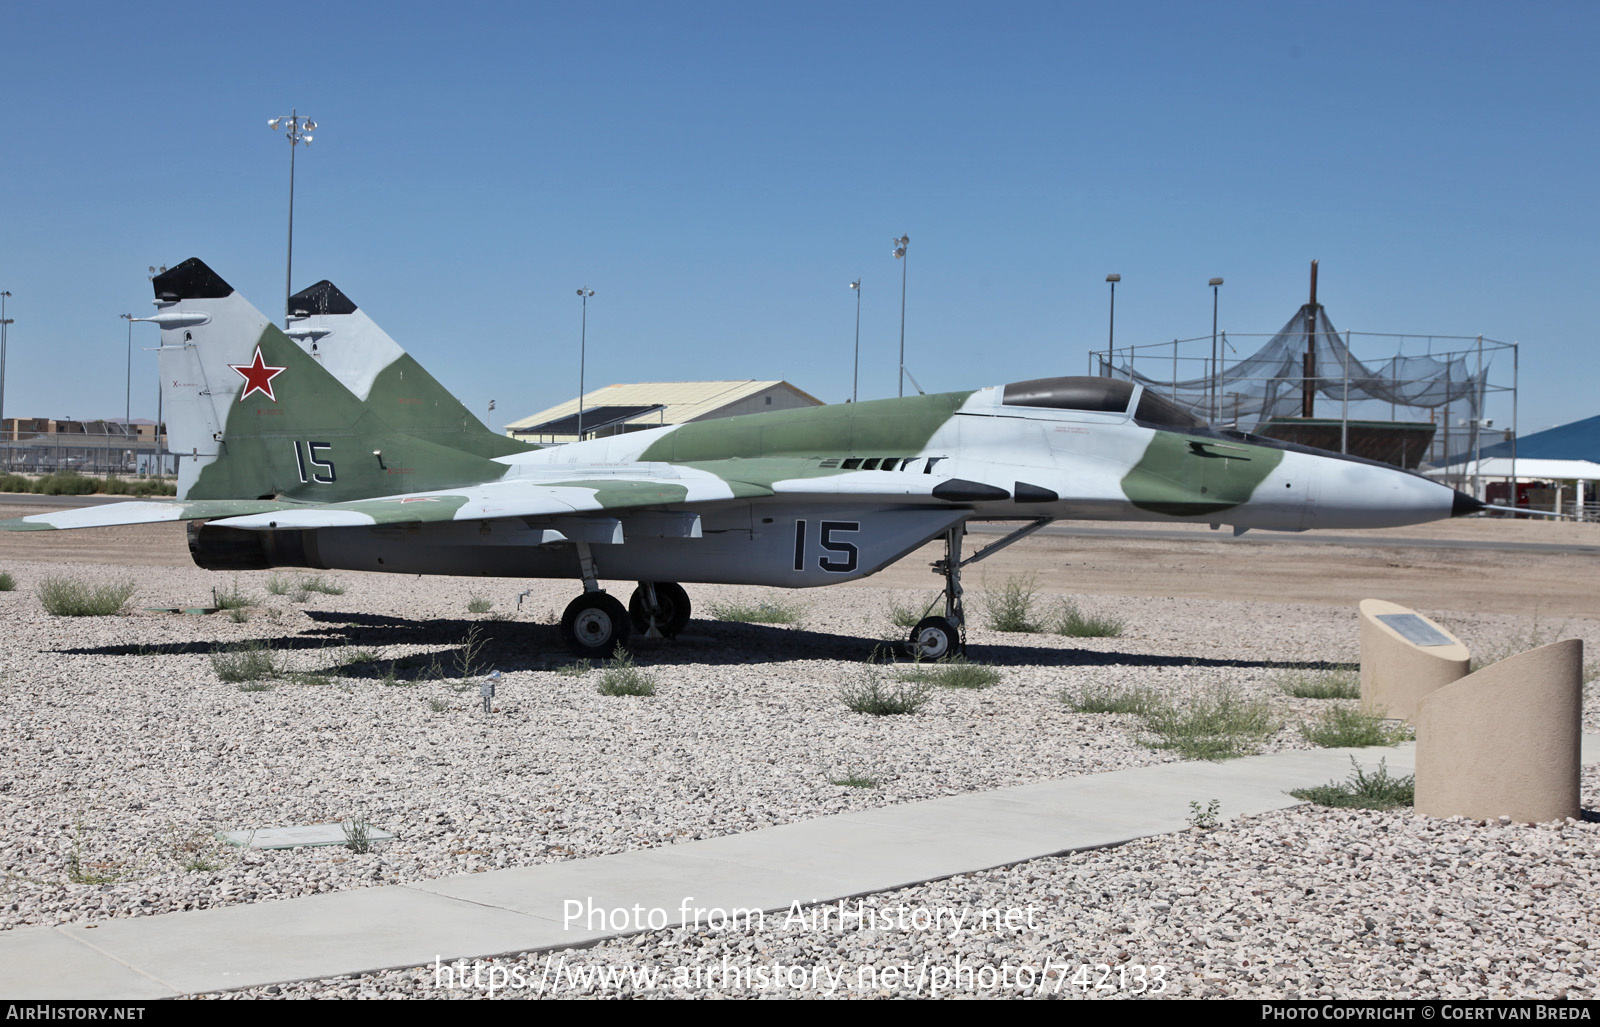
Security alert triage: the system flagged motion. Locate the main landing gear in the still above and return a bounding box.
[558,542,694,654]
[907,518,1055,659]
[628,581,691,639]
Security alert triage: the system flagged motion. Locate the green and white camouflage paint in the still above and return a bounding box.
[2,259,1481,652]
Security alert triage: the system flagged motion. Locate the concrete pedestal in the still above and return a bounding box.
[1359,598,1470,722]
[1414,639,1582,823]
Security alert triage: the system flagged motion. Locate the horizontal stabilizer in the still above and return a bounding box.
[0,498,301,532]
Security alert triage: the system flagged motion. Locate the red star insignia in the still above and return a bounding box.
[229,347,287,402]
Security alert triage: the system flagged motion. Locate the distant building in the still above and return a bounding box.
[0,418,169,475]
[505,380,823,445]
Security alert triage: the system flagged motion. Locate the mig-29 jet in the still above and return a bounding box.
[2,259,1484,656]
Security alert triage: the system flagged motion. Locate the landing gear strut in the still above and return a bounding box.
[908,518,1055,659]
[559,541,631,656]
[629,581,691,638]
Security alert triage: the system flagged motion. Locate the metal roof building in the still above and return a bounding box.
[504,380,823,445]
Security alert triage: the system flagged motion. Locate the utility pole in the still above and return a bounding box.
[892,235,909,397]
[0,290,11,448]
[1208,277,1224,423]
[849,279,861,402]
[267,110,318,328]
[576,288,594,439]
[1106,274,1121,373]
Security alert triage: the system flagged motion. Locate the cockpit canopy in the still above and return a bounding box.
[1001,376,1204,431]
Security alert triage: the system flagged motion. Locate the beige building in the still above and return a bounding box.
[0,418,169,475]
[505,380,823,445]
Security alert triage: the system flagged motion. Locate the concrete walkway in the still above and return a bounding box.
[5,739,1597,999]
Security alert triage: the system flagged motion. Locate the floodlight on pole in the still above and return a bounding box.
[1105,274,1121,373]
[849,279,861,403]
[892,235,909,397]
[0,290,11,447]
[576,288,594,440]
[1209,277,1224,423]
[145,267,167,472]
[268,109,318,328]
[120,313,135,431]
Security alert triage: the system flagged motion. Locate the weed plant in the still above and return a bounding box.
[467,595,493,614]
[1053,599,1126,638]
[0,572,14,591]
[887,594,937,630]
[1060,681,1162,715]
[896,656,1001,689]
[1291,757,1414,810]
[213,580,255,610]
[1298,705,1413,748]
[38,576,136,616]
[268,572,344,601]
[1472,623,1600,686]
[343,818,375,854]
[830,772,881,788]
[555,660,592,678]
[597,646,656,696]
[1276,664,1361,699]
[453,625,490,678]
[840,654,931,715]
[211,640,278,683]
[1187,799,1221,830]
[1140,685,1279,761]
[166,826,236,873]
[983,574,1043,633]
[709,598,803,624]
[297,574,345,595]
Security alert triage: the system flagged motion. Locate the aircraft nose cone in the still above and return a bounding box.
[1451,489,1486,517]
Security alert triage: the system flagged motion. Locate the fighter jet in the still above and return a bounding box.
[2,259,1483,656]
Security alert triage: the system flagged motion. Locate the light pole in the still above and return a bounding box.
[849,279,861,403]
[1105,274,1121,374]
[146,267,168,474]
[0,290,11,448]
[120,313,134,437]
[267,110,317,328]
[576,288,594,440]
[1209,277,1224,423]
[892,235,909,397]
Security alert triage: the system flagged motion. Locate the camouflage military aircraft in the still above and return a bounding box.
[3,258,1483,656]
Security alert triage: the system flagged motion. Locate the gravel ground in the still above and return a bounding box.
[0,556,1596,999]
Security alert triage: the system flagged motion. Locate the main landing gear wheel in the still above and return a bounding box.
[910,616,961,660]
[561,592,631,656]
[628,582,692,638]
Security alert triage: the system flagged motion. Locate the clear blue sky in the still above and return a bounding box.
[2,1,1594,434]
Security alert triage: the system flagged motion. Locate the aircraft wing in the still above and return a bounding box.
[4,466,1024,535]
[0,498,302,532]
[205,473,777,530]
[202,466,1018,532]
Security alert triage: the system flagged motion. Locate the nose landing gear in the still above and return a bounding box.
[908,518,1054,659]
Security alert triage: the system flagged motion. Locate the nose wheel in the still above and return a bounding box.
[910,615,960,659]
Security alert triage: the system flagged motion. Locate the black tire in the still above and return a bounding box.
[561,592,631,656]
[628,582,692,637]
[910,616,961,659]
